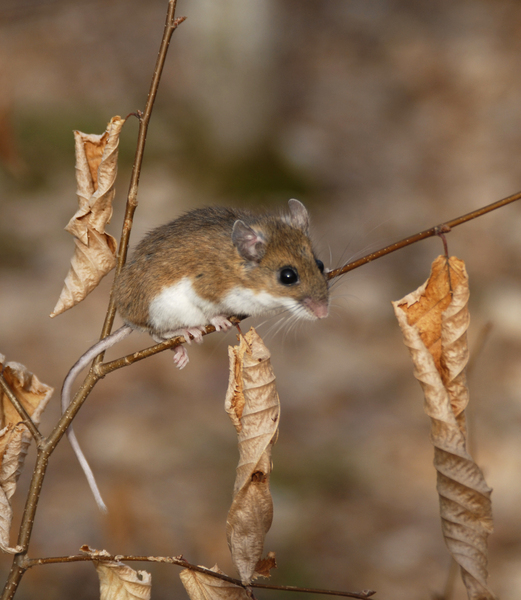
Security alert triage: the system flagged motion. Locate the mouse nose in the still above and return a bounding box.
[303,297,329,319]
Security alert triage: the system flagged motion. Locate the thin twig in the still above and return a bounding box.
[95,0,186,357]
[69,189,521,384]
[0,374,42,444]
[25,554,376,599]
[96,316,243,377]
[251,582,376,598]
[327,188,521,280]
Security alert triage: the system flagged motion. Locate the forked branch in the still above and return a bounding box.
[0,3,185,600]
[2,1,519,598]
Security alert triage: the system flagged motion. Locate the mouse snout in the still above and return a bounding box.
[302,297,329,319]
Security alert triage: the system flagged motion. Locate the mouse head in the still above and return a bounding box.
[231,199,329,320]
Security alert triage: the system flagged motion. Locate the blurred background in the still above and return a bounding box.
[1,0,521,598]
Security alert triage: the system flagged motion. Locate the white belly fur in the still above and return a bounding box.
[148,277,221,332]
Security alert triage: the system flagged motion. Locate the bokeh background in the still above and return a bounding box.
[2,1,521,598]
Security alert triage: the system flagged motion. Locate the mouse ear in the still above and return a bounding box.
[232,220,267,262]
[287,199,309,234]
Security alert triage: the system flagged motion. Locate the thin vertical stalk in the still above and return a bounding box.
[0,4,185,599]
[97,0,186,348]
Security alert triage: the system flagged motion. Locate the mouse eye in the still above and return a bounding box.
[315,259,324,273]
[279,266,299,286]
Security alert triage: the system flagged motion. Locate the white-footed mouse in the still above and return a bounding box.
[62,199,329,511]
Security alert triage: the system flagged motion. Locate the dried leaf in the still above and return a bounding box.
[180,565,249,600]
[85,546,151,600]
[0,425,25,554]
[0,356,52,553]
[392,256,495,600]
[0,358,53,432]
[253,551,277,578]
[0,482,18,553]
[224,328,279,585]
[51,115,125,317]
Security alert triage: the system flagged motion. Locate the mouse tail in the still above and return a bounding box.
[61,324,133,512]
[67,426,108,513]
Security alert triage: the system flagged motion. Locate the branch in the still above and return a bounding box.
[25,553,377,599]
[86,189,521,373]
[96,317,243,377]
[0,4,185,600]
[95,189,521,378]
[327,188,521,280]
[61,189,521,394]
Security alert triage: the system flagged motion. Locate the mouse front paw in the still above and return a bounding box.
[210,316,233,332]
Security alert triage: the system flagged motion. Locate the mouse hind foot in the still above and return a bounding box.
[152,327,206,370]
[153,318,232,369]
[173,345,189,369]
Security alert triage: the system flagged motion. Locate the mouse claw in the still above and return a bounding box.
[173,345,189,369]
[210,316,233,332]
[184,327,205,344]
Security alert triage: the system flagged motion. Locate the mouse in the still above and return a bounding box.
[61,198,329,511]
[114,198,329,364]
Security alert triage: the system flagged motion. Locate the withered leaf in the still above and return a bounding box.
[392,256,495,600]
[0,356,52,553]
[0,425,25,554]
[51,115,125,317]
[224,328,279,585]
[180,565,249,600]
[0,357,53,433]
[84,546,151,600]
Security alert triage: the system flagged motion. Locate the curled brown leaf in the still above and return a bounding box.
[392,256,495,600]
[0,356,53,553]
[51,115,125,317]
[224,328,279,585]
